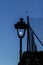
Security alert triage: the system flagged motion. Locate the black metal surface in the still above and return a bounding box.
[14,18,28,29]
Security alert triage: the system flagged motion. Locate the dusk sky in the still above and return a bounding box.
[0,0,43,65]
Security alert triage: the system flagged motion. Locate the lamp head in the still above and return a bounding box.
[14,18,28,29]
[14,18,28,38]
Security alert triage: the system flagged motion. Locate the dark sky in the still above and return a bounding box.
[0,0,43,65]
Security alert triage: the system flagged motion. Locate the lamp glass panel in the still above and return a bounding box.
[18,29,24,36]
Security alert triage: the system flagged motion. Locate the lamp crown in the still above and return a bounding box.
[20,18,24,22]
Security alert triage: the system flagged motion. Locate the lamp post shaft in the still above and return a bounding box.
[20,38,22,62]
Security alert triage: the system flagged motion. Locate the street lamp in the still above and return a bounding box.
[14,18,28,62]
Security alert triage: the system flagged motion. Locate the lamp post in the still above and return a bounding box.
[14,17,43,65]
[14,18,28,62]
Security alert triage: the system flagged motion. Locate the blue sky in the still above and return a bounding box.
[0,0,43,65]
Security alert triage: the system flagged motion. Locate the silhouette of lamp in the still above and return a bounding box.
[14,18,28,62]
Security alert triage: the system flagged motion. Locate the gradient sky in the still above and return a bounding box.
[0,0,43,65]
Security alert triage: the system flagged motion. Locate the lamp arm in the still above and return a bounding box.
[22,29,26,38]
[17,29,20,38]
